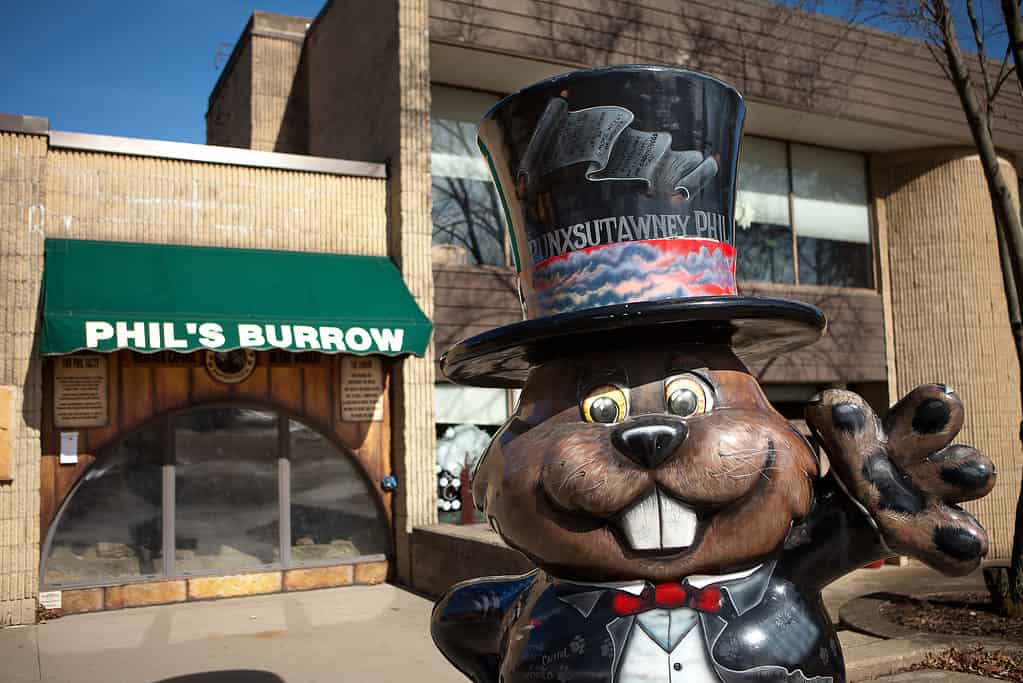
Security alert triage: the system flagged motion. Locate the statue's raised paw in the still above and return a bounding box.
[805,385,996,575]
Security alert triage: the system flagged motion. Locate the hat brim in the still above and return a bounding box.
[439,296,827,388]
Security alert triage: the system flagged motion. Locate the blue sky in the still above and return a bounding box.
[0,0,1010,145]
[0,0,324,143]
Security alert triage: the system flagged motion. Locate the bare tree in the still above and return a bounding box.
[852,0,1023,615]
[445,0,489,44]
[1004,0,1023,97]
[670,0,870,115]
[527,0,639,65]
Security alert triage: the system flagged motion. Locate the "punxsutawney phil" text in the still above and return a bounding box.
[528,211,731,265]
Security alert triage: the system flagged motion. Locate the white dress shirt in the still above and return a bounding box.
[611,565,761,683]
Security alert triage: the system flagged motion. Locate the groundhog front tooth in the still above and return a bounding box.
[660,493,697,548]
[618,491,661,550]
[616,489,697,551]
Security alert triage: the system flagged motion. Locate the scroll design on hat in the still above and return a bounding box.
[516,97,719,200]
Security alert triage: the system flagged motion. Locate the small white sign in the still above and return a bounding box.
[59,432,78,465]
[38,590,62,610]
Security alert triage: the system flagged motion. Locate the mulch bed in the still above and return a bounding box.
[902,646,1023,682]
[879,592,1022,681]
[879,591,1023,642]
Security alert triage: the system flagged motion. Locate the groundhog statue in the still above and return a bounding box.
[432,66,996,683]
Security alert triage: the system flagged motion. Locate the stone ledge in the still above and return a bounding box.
[354,560,388,585]
[284,565,354,591]
[106,581,186,609]
[188,572,283,600]
[61,588,103,615]
[49,558,390,615]
[410,523,534,598]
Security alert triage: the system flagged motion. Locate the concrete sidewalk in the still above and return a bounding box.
[0,565,992,683]
[2,583,463,683]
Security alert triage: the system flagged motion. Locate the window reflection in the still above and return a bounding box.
[43,422,163,586]
[289,420,389,561]
[431,85,505,266]
[733,137,872,287]
[433,384,508,525]
[791,144,872,288]
[735,137,795,284]
[798,237,873,287]
[174,408,280,573]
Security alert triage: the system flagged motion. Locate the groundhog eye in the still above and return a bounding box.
[665,375,713,417]
[581,385,628,424]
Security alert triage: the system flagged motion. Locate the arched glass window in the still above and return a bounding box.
[43,421,164,586]
[289,421,389,561]
[174,408,280,574]
[42,406,389,589]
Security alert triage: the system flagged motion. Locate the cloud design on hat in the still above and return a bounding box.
[529,239,735,315]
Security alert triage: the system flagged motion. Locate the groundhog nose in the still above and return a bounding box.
[612,417,688,469]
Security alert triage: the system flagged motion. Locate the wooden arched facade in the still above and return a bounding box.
[40,350,394,612]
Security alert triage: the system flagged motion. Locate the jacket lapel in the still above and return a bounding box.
[718,560,776,616]
[605,615,634,682]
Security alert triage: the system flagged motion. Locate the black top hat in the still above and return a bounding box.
[441,65,826,388]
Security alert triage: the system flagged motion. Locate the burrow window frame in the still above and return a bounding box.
[39,402,391,591]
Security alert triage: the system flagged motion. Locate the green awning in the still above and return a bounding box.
[40,238,432,357]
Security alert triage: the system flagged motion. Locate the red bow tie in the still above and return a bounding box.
[611,583,723,616]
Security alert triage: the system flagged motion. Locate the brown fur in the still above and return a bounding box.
[472,345,818,582]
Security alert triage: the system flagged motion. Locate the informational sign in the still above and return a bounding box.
[59,432,78,465]
[340,356,385,422]
[38,590,62,610]
[54,355,108,428]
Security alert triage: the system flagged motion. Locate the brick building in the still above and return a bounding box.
[0,0,1021,624]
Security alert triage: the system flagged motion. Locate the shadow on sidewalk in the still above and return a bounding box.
[153,672,285,683]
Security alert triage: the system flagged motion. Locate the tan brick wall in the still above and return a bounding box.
[207,38,252,148]
[207,12,308,153]
[0,131,389,623]
[0,132,46,625]
[388,0,437,584]
[306,0,437,584]
[251,35,306,153]
[874,148,1021,560]
[45,149,387,255]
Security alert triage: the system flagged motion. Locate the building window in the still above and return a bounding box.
[735,137,795,284]
[41,406,388,588]
[42,421,164,586]
[736,137,873,288]
[791,144,873,287]
[431,85,506,267]
[173,408,280,573]
[430,91,874,288]
[434,384,511,523]
[289,420,390,561]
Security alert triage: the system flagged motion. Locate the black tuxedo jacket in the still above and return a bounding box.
[432,476,886,683]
